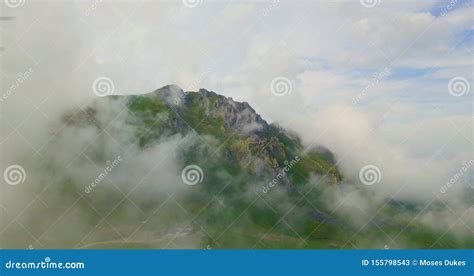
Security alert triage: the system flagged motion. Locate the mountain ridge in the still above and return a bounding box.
[42,85,472,249]
[94,85,342,187]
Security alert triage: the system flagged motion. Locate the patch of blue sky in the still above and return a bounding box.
[453,29,473,47]
[385,67,438,81]
[298,56,330,71]
[389,88,471,114]
[356,77,471,117]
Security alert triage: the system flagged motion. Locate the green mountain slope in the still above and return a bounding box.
[4,85,470,249]
[62,85,345,248]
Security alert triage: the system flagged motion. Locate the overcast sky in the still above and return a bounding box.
[1,0,473,202]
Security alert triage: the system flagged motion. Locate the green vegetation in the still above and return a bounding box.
[52,89,474,249]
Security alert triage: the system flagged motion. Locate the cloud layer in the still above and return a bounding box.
[1,0,473,247]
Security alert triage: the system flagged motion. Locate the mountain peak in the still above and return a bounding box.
[150,84,185,105]
[145,85,268,138]
[70,85,340,185]
[53,85,344,250]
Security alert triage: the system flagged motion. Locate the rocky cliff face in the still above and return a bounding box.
[4,85,470,249]
[64,85,341,188]
[53,85,344,248]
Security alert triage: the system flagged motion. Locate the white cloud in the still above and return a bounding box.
[1,0,472,246]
